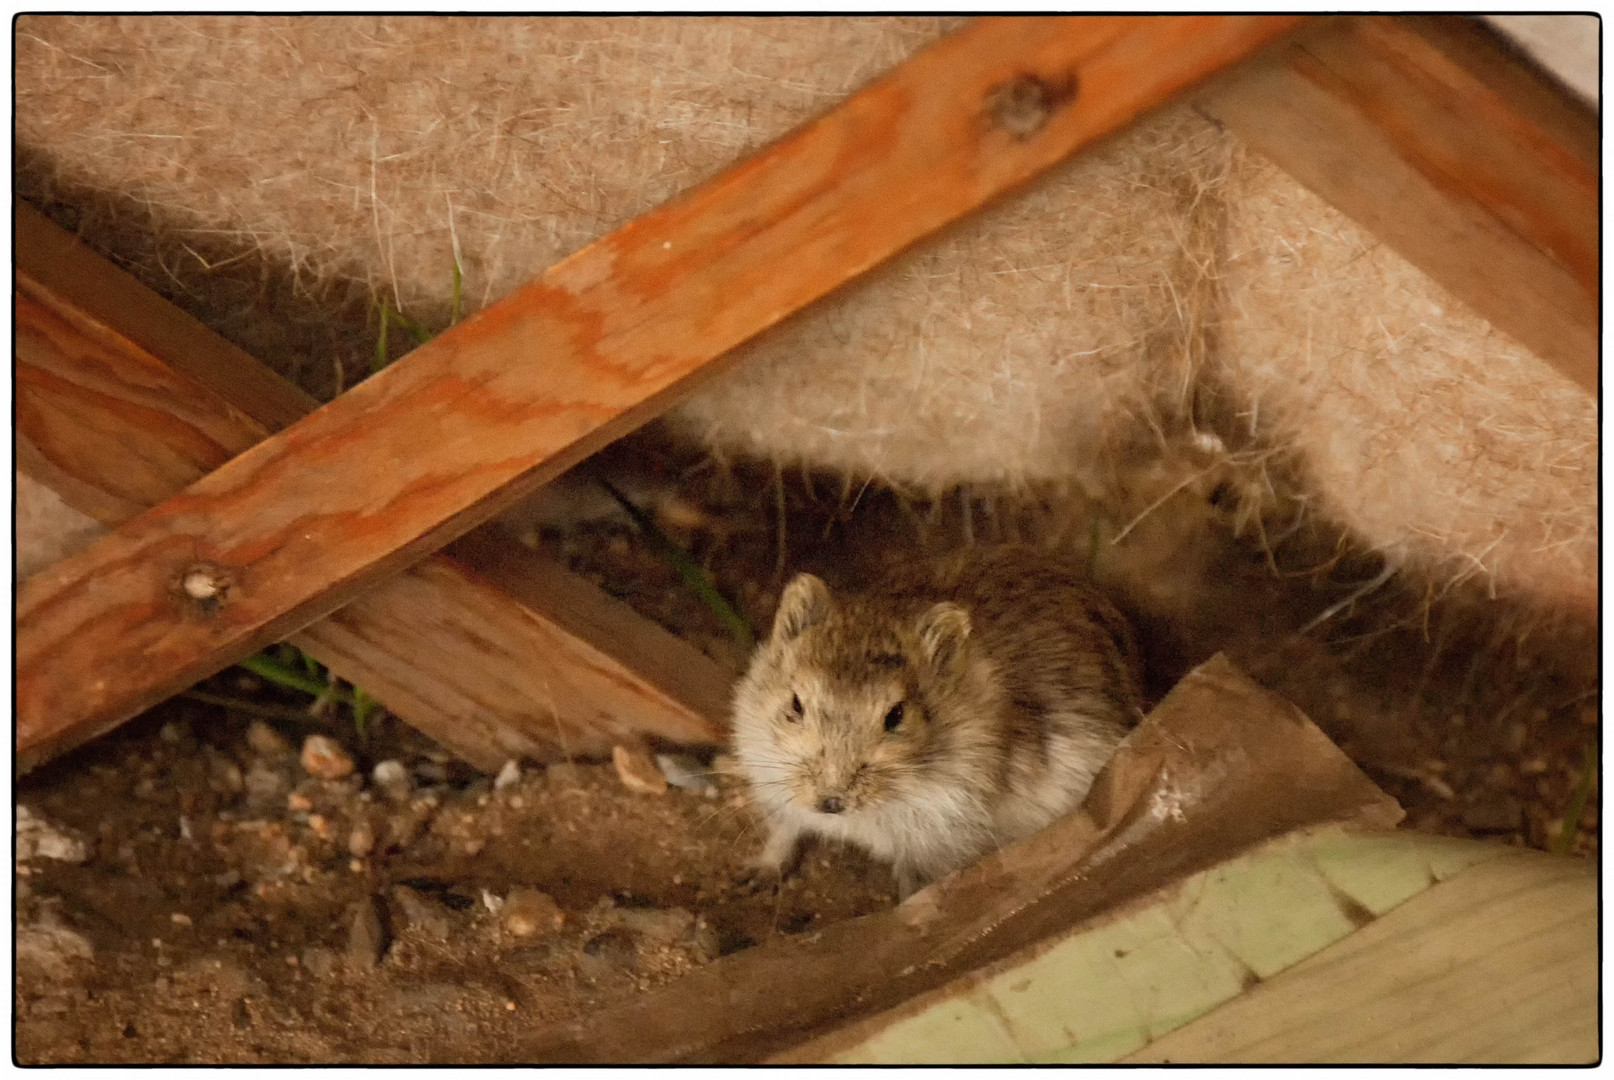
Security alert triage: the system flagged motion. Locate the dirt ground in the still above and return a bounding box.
[14,429,1599,1064]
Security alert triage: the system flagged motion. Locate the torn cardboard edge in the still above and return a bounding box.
[513,654,1404,1063]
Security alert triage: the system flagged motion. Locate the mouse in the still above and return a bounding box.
[729,544,1145,899]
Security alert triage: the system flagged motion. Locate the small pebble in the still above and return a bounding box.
[301,735,354,781]
[503,888,565,938]
[348,819,376,858]
[286,792,314,813]
[169,912,192,927]
[482,889,504,914]
[301,946,336,980]
[390,885,450,940]
[345,896,388,970]
[612,906,694,943]
[372,760,413,803]
[414,761,449,784]
[246,720,293,760]
[613,745,668,796]
[494,759,522,792]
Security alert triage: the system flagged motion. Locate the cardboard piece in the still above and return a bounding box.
[514,655,1403,1063]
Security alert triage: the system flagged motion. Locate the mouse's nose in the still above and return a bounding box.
[818,795,844,814]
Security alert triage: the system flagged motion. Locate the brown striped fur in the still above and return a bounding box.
[730,545,1143,898]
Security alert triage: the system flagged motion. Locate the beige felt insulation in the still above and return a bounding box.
[13,15,1596,620]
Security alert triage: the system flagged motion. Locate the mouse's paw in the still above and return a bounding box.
[733,827,802,894]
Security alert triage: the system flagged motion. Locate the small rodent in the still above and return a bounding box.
[730,544,1144,899]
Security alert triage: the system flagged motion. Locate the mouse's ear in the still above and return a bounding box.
[917,602,971,678]
[772,573,831,642]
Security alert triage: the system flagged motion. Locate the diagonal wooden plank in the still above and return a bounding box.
[15,202,730,771]
[1196,15,1597,393]
[16,16,1307,775]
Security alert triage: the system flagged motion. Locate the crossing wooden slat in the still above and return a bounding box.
[15,15,1306,772]
[1197,15,1598,393]
[15,202,730,772]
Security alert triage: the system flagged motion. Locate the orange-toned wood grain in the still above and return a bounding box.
[15,202,730,771]
[1197,15,1597,393]
[16,16,1306,770]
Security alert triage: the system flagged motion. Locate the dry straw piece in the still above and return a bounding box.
[13,15,1595,620]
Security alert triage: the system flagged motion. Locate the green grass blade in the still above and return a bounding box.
[1552,741,1598,856]
[387,306,433,346]
[598,479,755,652]
[450,255,463,327]
[373,297,392,375]
[239,653,339,699]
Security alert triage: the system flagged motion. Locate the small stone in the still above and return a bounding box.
[307,813,332,840]
[301,946,336,980]
[208,756,245,796]
[612,906,695,943]
[688,919,721,961]
[503,888,565,938]
[16,805,88,864]
[170,912,193,928]
[612,745,668,796]
[385,810,427,851]
[494,759,522,792]
[243,764,289,811]
[1521,757,1550,776]
[301,735,354,781]
[345,896,389,970]
[372,760,413,803]
[286,792,314,813]
[390,886,450,940]
[482,889,504,914]
[159,721,187,746]
[348,819,376,858]
[246,720,293,760]
[414,761,449,784]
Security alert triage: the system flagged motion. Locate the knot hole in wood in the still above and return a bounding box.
[985,71,1079,140]
[174,561,237,615]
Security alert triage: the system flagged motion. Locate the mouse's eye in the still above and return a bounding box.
[788,693,803,721]
[883,701,905,732]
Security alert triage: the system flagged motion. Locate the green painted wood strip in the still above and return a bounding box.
[833,827,1504,1064]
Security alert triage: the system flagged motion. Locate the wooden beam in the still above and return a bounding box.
[1196,15,1598,393]
[15,202,731,772]
[16,16,1306,775]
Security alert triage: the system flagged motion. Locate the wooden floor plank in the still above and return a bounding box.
[15,202,730,772]
[1197,15,1597,392]
[16,16,1306,766]
[1125,851,1597,1064]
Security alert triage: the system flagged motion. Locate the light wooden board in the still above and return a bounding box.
[1126,849,1597,1063]
[1197,15,1598,393]
[790,828,1503,1063]
[788,830,1594,1065]
[15,202,730,771]
[15,15,1306,769]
